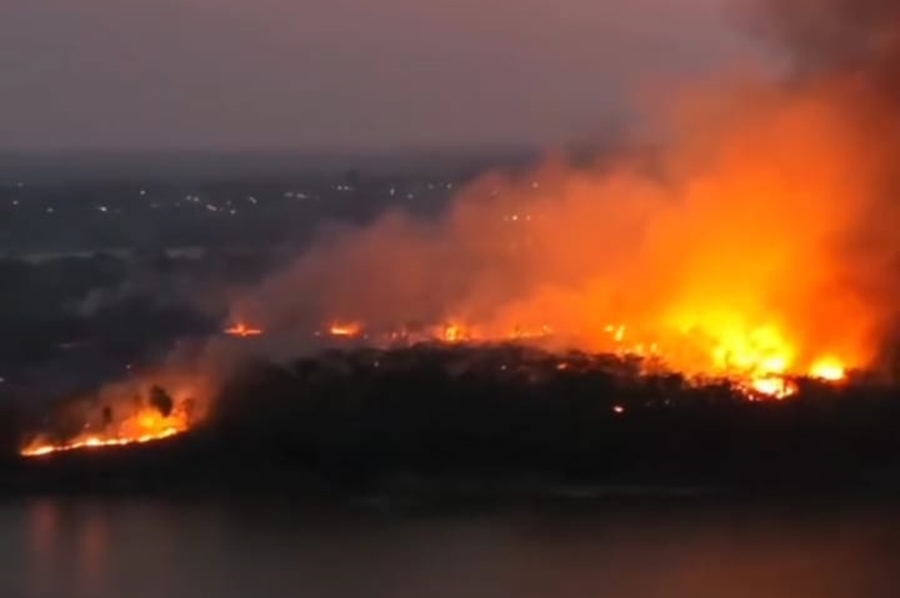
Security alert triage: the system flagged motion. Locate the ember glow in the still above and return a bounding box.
[224,322,263,338]
[328,321,362,337]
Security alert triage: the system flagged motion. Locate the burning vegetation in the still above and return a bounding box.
[310,318,852,400]
[20,373,208,458]
[231,1,900,399]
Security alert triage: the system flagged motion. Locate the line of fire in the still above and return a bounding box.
[18,308,863,461]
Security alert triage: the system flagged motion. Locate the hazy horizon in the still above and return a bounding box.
[0,146,546,182]
[2,0,766,152]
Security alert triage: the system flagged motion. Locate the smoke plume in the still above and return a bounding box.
[231,0,900,380]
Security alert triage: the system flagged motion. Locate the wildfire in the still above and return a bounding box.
[21,423,185,457]
[441,322,473,343]
[328,321,362,337]
[20,376,206,458]
[810,357,846,382]
[241,63,900,403]
[224,322,263,338]
[745,376,798,401]
[309,314,851,400]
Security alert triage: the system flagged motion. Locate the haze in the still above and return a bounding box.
[1,0,764,152]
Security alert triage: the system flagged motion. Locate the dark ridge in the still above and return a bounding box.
[4,344,900,500]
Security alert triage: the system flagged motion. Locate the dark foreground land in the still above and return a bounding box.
[3,345,900,501]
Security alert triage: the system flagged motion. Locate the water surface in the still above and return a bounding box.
[2,498,898,598]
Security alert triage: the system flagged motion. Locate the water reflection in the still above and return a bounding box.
[26,500,59,597]
[75,506,110,596]
[0,499,897,597]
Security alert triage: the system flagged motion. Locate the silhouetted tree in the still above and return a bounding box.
[149,385,174,417]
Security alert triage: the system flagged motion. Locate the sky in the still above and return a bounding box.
[0,0,766,152]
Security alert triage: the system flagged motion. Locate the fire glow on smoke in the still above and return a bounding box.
[223,322,263,338]
[319,319,848,399]
[23,0,900,456]
[223,313,849,401]
[232,77,899,399]
[21,376,205,458]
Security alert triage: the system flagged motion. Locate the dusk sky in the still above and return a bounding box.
[1,0,766,151]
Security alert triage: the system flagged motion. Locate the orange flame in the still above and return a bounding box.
[312,315,850,401]
[328,321,362,337]
[224,322,263,338]
[20,374,207,458]
[745,376,798,401]
[21,406,191,458]
[249,76,899,401]
[21,423,185,457]
[809,357,847,382]
[442,323,465,343]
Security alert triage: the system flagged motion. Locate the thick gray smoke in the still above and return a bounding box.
[754,0,900,81]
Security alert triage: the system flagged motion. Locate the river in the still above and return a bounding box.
[1,497,898,598]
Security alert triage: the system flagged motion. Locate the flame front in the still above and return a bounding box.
[21,421,185,457]
[20,374,207,458]
[316,315,846,399]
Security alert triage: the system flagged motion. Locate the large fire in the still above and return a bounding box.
[20,375,207,458]
[314,316,847,399]
[235,69,900,398]
[15,0,900,468]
